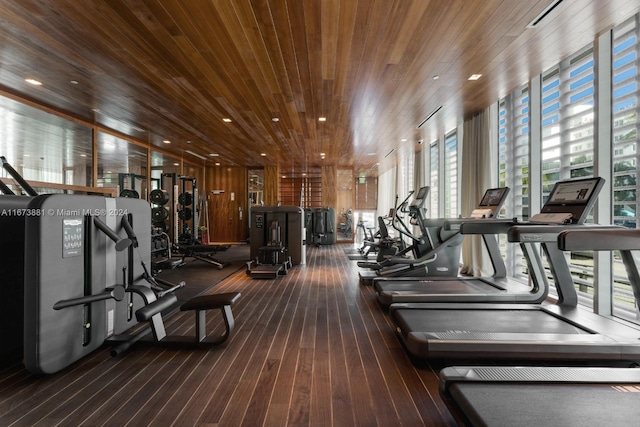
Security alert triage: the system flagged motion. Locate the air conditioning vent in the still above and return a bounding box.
[416,106,442,129]
[526,0,565,28]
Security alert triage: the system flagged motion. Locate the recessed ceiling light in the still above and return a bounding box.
[173,163,179,166]
[433,75,440,80]
[222,118,232,122]
[401,138,407,142]
[282,175,287,179]
[209,153,219,157]
[272,117,280,122]
[80,154,87,157]
[468,74,483,81]
[24,154,30,157]
[163,140,171,144]
[318,117,327,122]
[215,162,221,166]
[261,153,267,157]
[25,78,42,86]
[302,173,307,176]
[186,140,192,144]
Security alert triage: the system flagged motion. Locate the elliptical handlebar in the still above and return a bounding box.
[391,192,419,242]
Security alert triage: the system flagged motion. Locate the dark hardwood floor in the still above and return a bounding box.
[0,244,456,426]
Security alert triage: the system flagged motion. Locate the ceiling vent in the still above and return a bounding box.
[526,0,565,28]
[416,106,442,129]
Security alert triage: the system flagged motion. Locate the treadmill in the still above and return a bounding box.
[390,177,640,362]
[439,227,640,427]
[359,186,464,284]
[373,187,540,307]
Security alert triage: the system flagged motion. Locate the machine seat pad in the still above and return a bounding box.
[136,294,178,322]
[181,292,241,311]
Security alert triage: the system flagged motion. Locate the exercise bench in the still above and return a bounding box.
[110,291,241,355]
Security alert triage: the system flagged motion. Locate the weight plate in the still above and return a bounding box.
[178,207,192,221]
[178,192,193,206]
[152,207,169,222]
[149,189,169,205]
[120,189,140,198]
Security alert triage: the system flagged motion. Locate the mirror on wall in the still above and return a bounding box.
[97,132,148,199]
[249,169,264,206]
[336,168,354,241]
[0,95,93,193]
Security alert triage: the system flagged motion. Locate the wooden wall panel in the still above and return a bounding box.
[204,166,248,242]
[264,166,280,206]
[322,164,337,208]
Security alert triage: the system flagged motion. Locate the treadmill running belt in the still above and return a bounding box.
[395,309,589,335]
[448,383,640,426]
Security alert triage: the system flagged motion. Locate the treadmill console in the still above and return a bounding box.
[537,177,605,224]
[471,187,510,218]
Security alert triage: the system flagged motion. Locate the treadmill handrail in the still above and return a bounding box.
[559,227,640,251]
[508,224,623,243]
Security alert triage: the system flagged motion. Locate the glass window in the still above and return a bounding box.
[612,15,640,321]
[540,44,596,305]
[429,141,439,217]
[444,131,458,218]
[498,84,530,279]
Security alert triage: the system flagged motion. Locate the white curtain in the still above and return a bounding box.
[377,166,397,218]
[459,104,498,276]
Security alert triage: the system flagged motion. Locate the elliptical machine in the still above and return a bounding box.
[358,186,463,285]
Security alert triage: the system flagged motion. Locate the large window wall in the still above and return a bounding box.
[497,16,640,324]
[390,10,640,325]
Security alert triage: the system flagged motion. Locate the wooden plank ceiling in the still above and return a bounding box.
[0,0,638,176]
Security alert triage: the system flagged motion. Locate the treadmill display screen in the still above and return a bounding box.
[546,178,600,205]
[479,188,508,207]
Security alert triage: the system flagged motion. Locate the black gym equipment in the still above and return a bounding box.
[353,209,399,260]
[439,227,640,427]
[372,187,516,307]
[247,206,305,279]
[0,157,240,373]
[246,219,293,279]
[348,213,403,262]
[389,177,640,363]
[176,176,198,246]
[172,243,230,269]
[358,186,464,284]
[305,207,336,246]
